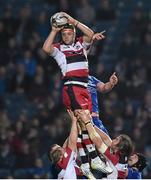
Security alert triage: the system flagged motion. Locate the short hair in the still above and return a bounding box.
[48,144,62,164]
[133,153,147,172]
[118,134,133,158]
[61,23,75,33]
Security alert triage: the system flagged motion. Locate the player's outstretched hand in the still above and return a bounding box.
[92,31,105,41]
[67,109,77,122]
[109,72,118,86]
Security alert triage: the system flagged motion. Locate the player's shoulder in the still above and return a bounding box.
[104,147,119,165]
[65,147,72,155]
[88,75,95,81]
[53,42,61,48]
[88,75,100,84]
[57,147,73,169]
[76,36,83,43]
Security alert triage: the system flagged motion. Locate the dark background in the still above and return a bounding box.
[0,0,151,178]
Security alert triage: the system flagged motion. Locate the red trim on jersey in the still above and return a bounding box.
[53,36,83,49]
[53,43,60,49]
[57,147,72,169]
[118,170,127,179]
[57,147,82,177]
[76,36,83,44]
[104,147,119,165]
[63,49,84,57]
[77,142,85,149]
[75,166,83,176]
[65,69,89,77]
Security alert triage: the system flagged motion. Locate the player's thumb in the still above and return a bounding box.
[113,72,116,76]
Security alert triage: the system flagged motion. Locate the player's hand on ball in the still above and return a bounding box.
[74,110,91,124]
[109,72,118,86]
[50,12,68,29]
[60,12,77,25]
[67,109,77,122]
[52,25,64,32]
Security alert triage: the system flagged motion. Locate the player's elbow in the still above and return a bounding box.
[91,31,94,37]
[42,44,50,54]
[68,140,76,151]
[89,31,94,40]
[42,43,53,55]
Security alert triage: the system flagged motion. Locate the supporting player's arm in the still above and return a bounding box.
[94,126,112,147]
[63,138,68,148]
[97,72,118,93]
[67,110,78,151]
[76,111,108,154]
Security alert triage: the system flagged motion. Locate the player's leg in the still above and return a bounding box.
[92,116,109,135]
[63,86,96,178]
[77,117,113,175]
[77,126,96,179]
[63,85,112,175]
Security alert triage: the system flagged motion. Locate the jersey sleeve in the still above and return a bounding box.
[57,147,72,170]
[53,43,60,49]
[92,76,102,87]
[50,47,67,76]
[51,47,62,58]
[77,36,91,50]
[104,147,119,165]
[127,168,142,179]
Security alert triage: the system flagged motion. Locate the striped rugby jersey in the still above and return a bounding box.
[51,37,90,79]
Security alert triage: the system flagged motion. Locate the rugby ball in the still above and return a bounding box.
[51,12,68,28]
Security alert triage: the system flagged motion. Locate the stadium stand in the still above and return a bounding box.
[0,0,150,178]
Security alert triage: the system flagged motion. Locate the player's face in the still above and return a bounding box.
[51,144,65,163]
[61,29,75,45]
[51,144,64,154]
[111,136,121,149]
[128,154,138,166]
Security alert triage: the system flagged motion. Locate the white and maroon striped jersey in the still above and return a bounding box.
[101,144,128,179]
[51,37,90,79]
[57,147,82,179]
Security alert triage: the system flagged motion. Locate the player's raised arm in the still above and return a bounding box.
[76,110,108,154]
[42,24,63,55]
[61,12,94,43]
[97,72,118,93]
[67,110,78,151]
[43,12,68,54]
[92,31,105,41]
[94,126,112,146]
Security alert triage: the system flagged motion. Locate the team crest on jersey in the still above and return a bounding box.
[64,152,68,158]
[60,42,83,52]
[75,45,80,49]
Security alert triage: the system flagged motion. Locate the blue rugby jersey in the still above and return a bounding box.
[127,167,142,179]
[87,75,102,113]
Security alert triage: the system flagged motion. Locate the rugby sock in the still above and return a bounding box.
[77,133,90,168]
[82,130,99,160]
